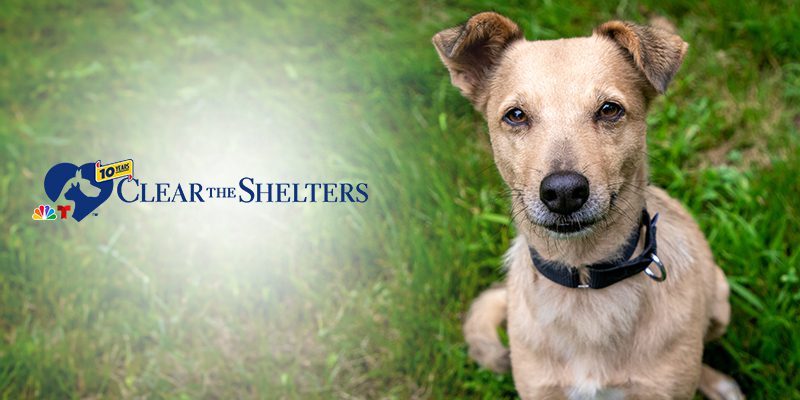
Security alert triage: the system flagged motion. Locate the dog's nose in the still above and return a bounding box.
[539,171,590,215]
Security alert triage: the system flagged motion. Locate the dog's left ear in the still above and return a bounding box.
[594,21,688,94]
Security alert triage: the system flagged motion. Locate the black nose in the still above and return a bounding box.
[539,171,590,215]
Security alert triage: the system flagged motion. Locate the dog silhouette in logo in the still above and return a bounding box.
[44,162,113,221]
[64,180,99,220]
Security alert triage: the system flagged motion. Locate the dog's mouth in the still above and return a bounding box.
[542,218,597,234]
[518,191,608,236]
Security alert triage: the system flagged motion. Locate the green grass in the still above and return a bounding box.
[1,0,798,398]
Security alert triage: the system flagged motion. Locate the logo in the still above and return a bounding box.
[36,157,368,222]
[42,160,132,221]
[96,159,134,182]
[32,205,57,220]
[32,204,71,220]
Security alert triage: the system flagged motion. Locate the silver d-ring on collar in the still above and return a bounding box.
[644,253,667,282]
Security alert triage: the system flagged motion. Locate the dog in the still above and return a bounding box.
[432,12,744,400]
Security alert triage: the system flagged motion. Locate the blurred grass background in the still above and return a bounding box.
[0,0,798,398]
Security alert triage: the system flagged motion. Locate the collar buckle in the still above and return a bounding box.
[644,253,667,282]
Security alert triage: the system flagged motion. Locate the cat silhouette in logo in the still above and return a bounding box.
[44,162,113,221]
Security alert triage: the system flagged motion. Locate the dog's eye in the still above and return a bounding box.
[503,108,528,126]
[596,102,625,122]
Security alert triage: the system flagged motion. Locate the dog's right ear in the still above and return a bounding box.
[432,12,523,109]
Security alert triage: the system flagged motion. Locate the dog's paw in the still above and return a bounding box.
[699,365,745,400]
[468,339,510,373]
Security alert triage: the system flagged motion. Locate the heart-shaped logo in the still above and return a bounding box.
[44,162,113,221]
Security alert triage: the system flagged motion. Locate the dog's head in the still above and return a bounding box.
[433,13,686,237]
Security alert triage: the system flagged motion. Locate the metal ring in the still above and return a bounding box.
[644,254,667,282]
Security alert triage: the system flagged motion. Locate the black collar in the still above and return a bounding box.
[528,209,666,289]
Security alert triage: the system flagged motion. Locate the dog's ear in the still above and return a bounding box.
[432,12,523,108]
[594,20,688,94]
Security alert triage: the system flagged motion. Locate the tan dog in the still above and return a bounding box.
[433,12,744,400]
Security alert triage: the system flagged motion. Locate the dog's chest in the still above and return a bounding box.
[509,285,644,398]
[524,281,643,351]
[506,239,646,354]
[566,385,626,400]
[507,262,648,393]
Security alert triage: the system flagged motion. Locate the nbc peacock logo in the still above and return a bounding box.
[32,204,57,221]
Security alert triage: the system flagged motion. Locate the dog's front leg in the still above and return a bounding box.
[698,364,745,400]
[464,284,510,373]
